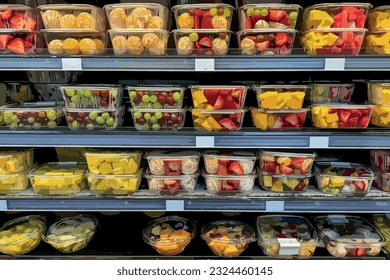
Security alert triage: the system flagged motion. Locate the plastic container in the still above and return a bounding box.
[172,4,234,30]
[104,3,169,30]
[173,29,231,55]
[203,150,256,175]
[367,6,390,32]
[130,108,186,131]
[64,106,125,130]
[203,171,256,194]
[371,105,390,128]
[314,215,384,257]
[0,30,39,55]
[373,214,390,254]
[192,108,246,131]
[60,85,123,109]
[190,85,247,110]
[0,148,34,175]
[43,215,98,253]
[0,5,40,30]
[87,169,143,196]
[257,215,319,257]
[28,162,87,195]
[146,150,200,175]
[128,86,185,109]
[108,29,168,56]
[33,84,64,102]
[371,166,390,192]
[251,108,308,130]
[370,150,390,172]
[367,82,390,105]
[38,4,106,31]
[143,216,196,256]
[201,220,256,257]
[3,82,34,103]
[85,149,142,175]
[0,171,28,195]
[302,28,366,55]
[315,162,375,195]
[237,29,296,55]
[259,150,315,175]
[238,4,302,30]
[254,85,307,110]
[0,215,46,255]
[308,83,355,103]
[144,169,199,194]
[259,171,311,192]
[365,31,390,55]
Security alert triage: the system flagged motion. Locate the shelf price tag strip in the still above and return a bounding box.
[0,200,7,210]
[166,200,184,211]
[195,59,215,71]
[309,136,329,148]
[61,58,82,71]
[324,58,345,71]
[265,201,284,212]
[196,136,215,148]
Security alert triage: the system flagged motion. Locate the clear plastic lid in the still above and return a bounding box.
[64,105,125,113]
[258,170,313,179]
[172,28,232,34]
[251,107,309,113]
[0,215,46,245]
[189,85,247,89]
[28,162,87,177]
[201,220,256,244]
[253,85,308,90]
[310,83,355,87]
[302,28,368,34]
[84,149,142,158]
[240,3,302,9]
[105,3,168,9]
[310,103,374,109]
[305,3,373,10]
[108,29,169,36]
[237,28,297,36]
[0,102,63,111]
[146,150,200,159]
[129,108,187,113]
[38,4,102,10]
[315,162,374,179]
[203,170,256,179]
[260,150,316,158]
[127,86,185,91]
[204,150,256,159]
[0,4,33,10]
[191,108,247,114]
[144,169,200,179]
[172,3,235,11]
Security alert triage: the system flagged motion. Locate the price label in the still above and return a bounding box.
[0,200,7,210]
[166,200,184,211]
[309,136,329,148]
[278,238,300,256]
[62,58,82,71]
[265,201,284,212]
[324,58,345,71]
[195,59,215,71]
[196,136,215,148]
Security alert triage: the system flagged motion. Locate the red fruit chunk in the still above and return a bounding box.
[228,162,244,176]
[264,161,276,173]
[224,95,239,110]
[2,9,14,21]
[213,95,224,109]
[279,14,291,26]
[300,167,309,175]
[194,9,206,17]
[25,33,35,43]
[358,116,369,128]
[291,158,304,170]
[250,15,264,26]
[218,164,228,175]
[200,11,213,29]
[294,182,307,192]
[164,160,182,175]
[355,181,366,191]
[245,35,257,42]
[337,110,351,123]
[275,33,288,46]
[332,10,348,28]
[218,117,237,131]
[0,35,12,49]
[10,13,25,29]
[276,232,286,238]
[7,38,25,54]
[344,117,359,128]
[352,248,365,257]
[24,18,37,30]
[255,41,270,50]
[280,164,293,174]
[163,180,177,187]
[0,18,4,29]
[245,18,253,29]
[342,6,358,20]
[285,113,299,127]
[24,40,33,50]
[204,88,219,105]
[199,37,213,48]
[349,109,362,119]
[227,180,241,190]
[268,10,286,22]
[222,181,235,191]
[219,89,231,96]
[297,112,306,122]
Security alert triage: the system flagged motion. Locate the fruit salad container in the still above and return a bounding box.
[64,106,125,130]
[128,86,185,109]
[144,169,199,194]
[173,29,231,55]
[367,6,390,32]
[192,108,246,131]
[370,150,390,172]
[104,3,169,30]
[253,85,308,110]
[146,151,200,175]
[60,85,123,109]
[259,151,315,175]
[87,169,143,196]
[38,4,106,31]
[143,216,196,256]
[28,162,87,196]
[0,148,34,175]
[251,108,308,130]
[367,82,390,105]
[314,162,375,195]
[42,29,107,55]
[371,105,390,128]
[258,171,311,192]
[203,171,256,194]
[303,3,372,30]
[0,215,46,255]
[365,31,390,55]
[301,28,366,55]
[3,82,34,103]
[0,102,63,129]
[0,30,39,55]
[201,220,256,258]
[55,147,85,162]
[0,5,40,30]
[108,29,168,56]
[237,29,296,55]
[172,4,234,30]
[314,215,384,257]
[257,215,319,257]
[371,166,390,192]
[308,83,355,103]
[0,171,29,195]
[85,149,142,175]
[373,214,390,254]
[203,150,256,175]
[43,215,98,253]
[311,104,373,129]
[238,4,302,30]
[130,108,186,131]
[190,86,247,110]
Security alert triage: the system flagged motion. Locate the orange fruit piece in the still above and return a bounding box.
[178,13,194,29]
[79,38,97,55]
[63,38,79,54]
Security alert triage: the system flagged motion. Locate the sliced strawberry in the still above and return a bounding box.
[199,37,213,48]
[291,158,304,170]
[213,95,224,109]
[352,248,365,257]
[0,35,12,49]
[218,164,229,175]
[25,33,35,43]
[285,113,299,127]
[337,110,351,123]
[228,162,244,176]
[2,9,15,21]
[218,117,237,131]
[280,164,293,174]
[0,17,4,29]
[24,17,37,30]
[10,13,25,29]
[7,38,25,54]
[275,32,288,46]
[355,181,366,191]
[264,161,276,173]
[358,116,369,128]
[268,10,286,22]
[350,109,362,118]
[255,41,270,51]
[164,160,182,175]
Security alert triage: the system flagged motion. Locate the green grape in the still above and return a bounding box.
[138,102,146,109]
[4,117,12,124]
[71,95,79,103]
[260,8,268,17]
[89,112,98,120]
[65,89,75,97]
[69,103,77,108]
[81,96,88,106]
[83,90,92,98]
[224,34,230,42]
[149,95,157,103]
[96,116,105,125]
[134,111,142,119]
[155,112,163,119]
[27,117,35,124]
[77,90,84,97]
[246,7,254,16]
[11,115,18,122]
[142,95,150,103]
[152,123,161,131]
[289,11,298,20]
[47,110,57,121]
[32,122,41,129]
[72,121,80,128]
[47,121,57,128]
[3,111,13,118]
[152,103,162,109]
[144,113,151,120]
[129,90,137,99]
[254,9,261,15]
[109,89,117,97]
[173,91,182,102]
[210,8,217,17]
[106,117,115,126]
[223,8,231,18]
[101,112,110,119]
[150,116,157,124]
[86,123,94,130]
[189,32,199,42]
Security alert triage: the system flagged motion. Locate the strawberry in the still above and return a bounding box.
[24,40,33,50]
[275,32,288,46]
[0,17,4,29]
[250,15,264,26]
[199,37,212,48]
[264,161,276,173]
[352,248,365,257]
[268,10,286,22]
[291,158,304,170]
[358,116,369,128]
[279,164,293,174]
[24,17,37,31]
[164,160,182,175]
[10,13,25,29]
[354,181,366,191]
[7,38,25,54]
[255,41,270,51]
[25,33,35,43]
[218,164,229,175]
[2,9,15,21]
[337,110,351,123]
[350,109,362,118]
[213,95,224,109]
[222,181,235,191]
[227,180,241,190]
[285,113,299,127]
[0,35,12,49]
[244,18,253,29]
[228,162,244,176]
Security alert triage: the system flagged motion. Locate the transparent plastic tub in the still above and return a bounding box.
[370,150,390,172]
[0,30,39,55]
[143,216,196,256]
[0,5,40,30]
[104,3,169,30]
[315,162,375,195]
[146,151,200,175]
[190,85,247,109]
[201,220,256,257]
[0,170,28,195]
[367,6,390,32]
[237,29,296,55]
[108,29,168,56]
[87,169,143,196]
[34,84,64,102]
[64,106,125,130]
[128,86,185,109]
[258,170,311,192]
[85,149,142,175]
[311,104,373,129]
[251,108,308,130]
[253,85,307,110]
[315,215,384,257]
[43,215,98,253]
[38,4,106,31]
[371,166,390,192]
[192,108,246,131]
[130,108,186,131]
[308,83,355,103]
[3,82,34,103]
[257,215,319,257]
[172,4,234,30]
[28,162,87,195]
[173,29,231,55]
[203,150,256,175]
[259,150,315,175]
[60,85,123,109]
[203,171,256,194]
[365,31,390,55]
[0,148,34,175]
[367,82,390,105]
[144,169,199,194]
[302,28,366,55]
[371,105,390,128]
[238,4,302,30]
[373,214,390,253]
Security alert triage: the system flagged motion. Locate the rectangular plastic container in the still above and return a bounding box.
[0,171,28,195]
[3,82,34,103]
[257,215,319,257]
[367,82,390,105]
[173,29,231,55]
[258,170,311,192]
[0,5,40,30]
[237,29,296,55]
[145,150,200,175]
[0,30,39,55]
[365,31,390,55]
[34,84,64,102]
[315,162,375,195]
[254,85,307,110]
[308,83,355,103]
[371,105,390,128]
[203,171,256,194]
[130,108,186,131]
[251,108,308,130]
[259,150,315,175]
[371,166,390,192]
[0,148,34,175]
[373,214,390,254]
[367,6,390,32]
[192,108,246,131]
[104,3,169,30]
[238,4,302,30]
[203,150,256,175]
[370,150,390,172]
[144,169,199,194]
[314,215,384,257]
[127,86,185,109]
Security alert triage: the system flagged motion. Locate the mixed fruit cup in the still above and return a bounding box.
[0,171,28,195]
[128,87,184,109]
[191,86,247,110]
[367,82,390,105]
[203,172,256,194]
[251,108,308,130]
[259,151,315,175]
[365,31,390,55]
[0,30,38,54]
[0,5,39,30]
[192,109,246,132]
[203,151,256,175]
[131,108,186,131]
[87,170,143,195]
[146,151,200,176]
[370,149,390,173]
[144,170,199,194]
[371,166,390,192]
[373,214,390,254]
[254,85,307,110]
[370,105,390,127]
[0,149,33,175]
[259,171,311,192]
[308,83,355,103]
[367,6,390,32]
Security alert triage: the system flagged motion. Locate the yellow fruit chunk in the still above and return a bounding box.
[212,15,228,29]
[192,89,208,108]
[79,38,97,55]
[76,12,96,29]
[60,14,77,29]
[259,91,278,109]
[307,10,334,29]
[178,13,194,29]
[109,8,127,29]
[63,38,80,55]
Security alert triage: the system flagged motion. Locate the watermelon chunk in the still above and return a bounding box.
[342,6,358,20]
[285,113,299,127]
[355,14,366,28]
[332,10,348,28]
[279,14,291,26]
[10,13,24,29]
[200,11,213,29]
[337,110,351,123]
[0,35,12,49]
[224,95,239,109]
[213,95,224,109]
[218,118,237,131]
[7,38,25,54]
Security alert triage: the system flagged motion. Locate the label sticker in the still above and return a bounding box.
[196,136,215,148]
[62,58,82,71]
[265,201,284,212]
[278,238,300,256]
[166,200,184,211]
[309,137,329,148]
[324,58,345,71]
[195,59,215,71]
[328,215,349,224]
[0,200,7,210]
